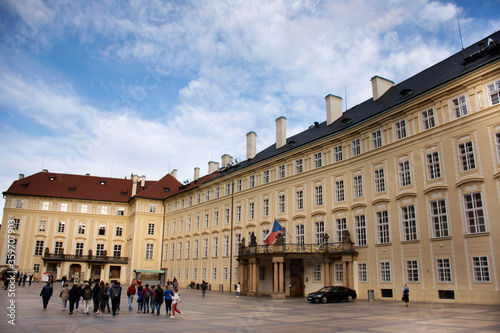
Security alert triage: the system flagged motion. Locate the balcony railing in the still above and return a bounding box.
[239,242,353,257]
[42,252,128,264]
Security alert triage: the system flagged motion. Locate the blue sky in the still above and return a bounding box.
[0,0,498,218]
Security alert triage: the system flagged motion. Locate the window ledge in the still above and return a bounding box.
[375,243,392,247]
[430,236,452,241]
[401,240,420,244]
[464,232,490,238]
[455,177,484,187]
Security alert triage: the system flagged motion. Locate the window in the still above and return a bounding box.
[205,190,210,201]
[335,180,345,202]
[204,213,209,228]
[113,244,121,257]
[313,152,323,168]
[12,218,20,230]
[33,263,40,273]
[148,223,155,235]
[314,221,325,244]
[177,242,182,259]
[487,79,500,105]
[358,263,367,282]
[101,206,108,215]
[314,186,323,206]
[372,130,382,148]
[185,241,190,259]
[399,160,411,187]
[223,267,228,280]
[197,193,201,204]
[430,200,449,238]
[16,200,23,209]
[395,120,407,140]
[188,196,193,206]
[335,263,343,282]
[278,194,286,213]
[313,264,321,282]
[115,226,123,237]
[296,190,303,210]
[195,215,200,230]
[452,94,468,118]
[377,211,390,244]
[98,225,106,236]
[96,244,104,256]
[42,202,49,210]
[144,244,153,260]
[170,243,175,260]
[263,198,269,216]
[38,219,46,232]
[236,205,241,222]
[225,183,231,195]
[247,203,254,220]
[278,165,286,179]
[333,145,343,162]
[235,266,239,281]
[401,205,418,241]
[249,175,255,188]
[193,240,199,259]
[234,234,241,253]
[374,168,385,193]
[179,219,184,233]
[215,187,220,198]
[259,266,265,281]
[236,179,242,192]
[295,159,303,174]
[437,258,452,282]
[117,207,124,216]
[185,268,189,280]
[406,260,419,282]
[296,224,305,245]
[472,256,490,282]
[458,141,476,171]
[355,215,367,246]
[212,267,217,280]
[336,218,346,242]
[426,151,441,179]
[223,235,230,256]
[263,170,270,184]
[353,175,363,198]
[61,203,68,212]
[380,262,391,282]
[352,138,361,156]
[54,241,63,254]
[193,268,198,280]
[35,240,44,256]
[496,133,500,163]
[214,210,219,226]
[187,216,192,231]
[181,199,185,209]
[212,237,219,257]
[58,221,65,233]
[224,208,230,224]
[75,243,84,256]
[464,192,486,234]
[202,239,208,258]
[422,108,436,130]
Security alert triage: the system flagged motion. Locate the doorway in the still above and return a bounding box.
[289,260,304,296]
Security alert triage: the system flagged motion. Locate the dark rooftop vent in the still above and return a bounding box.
[461,38,499,66]
[49,176,56,181]
[288,140,297,146]
[341,117,352,124]
[99,180,106,185]
[314,121,319,127]
[400,89,413,97]
[120,190,128,195]
[68,186,76,192]
[21,182,30,188]
[164,187,170,192]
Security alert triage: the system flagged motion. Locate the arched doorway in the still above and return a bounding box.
[69,264,81,283]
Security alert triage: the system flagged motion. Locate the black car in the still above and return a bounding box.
[307,286,357,303]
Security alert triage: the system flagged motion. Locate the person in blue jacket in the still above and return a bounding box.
[40,282,53,310]
[164,285,174,316]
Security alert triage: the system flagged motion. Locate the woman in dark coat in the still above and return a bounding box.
[92,281,101,313]
[68,284,79,314]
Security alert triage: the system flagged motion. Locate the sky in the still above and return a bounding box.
[0,0,498,220]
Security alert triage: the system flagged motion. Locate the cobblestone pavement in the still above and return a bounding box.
[1,282,499,332]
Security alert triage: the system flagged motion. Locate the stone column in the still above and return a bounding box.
[343,260,347,286]
[271,257,285,298]
[248,258,260,296]
[273,262,278,293]
[324,259,331,286]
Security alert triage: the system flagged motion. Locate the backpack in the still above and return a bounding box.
[144,289,151,299]
[102,288,109,300]
[83,288,92,299]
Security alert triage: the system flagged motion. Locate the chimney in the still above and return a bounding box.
[140,175,146,187]
[246,131,257,160]
[194,167,200,181]
[221,154,233,167]
[371,75,394,101]
[276,116,287,149]
[42,169,48,172]
[19,174,24,180]
[132,174,138,196]
[208,161,219,174]
[325,94,343,125]
[171,169,177,179]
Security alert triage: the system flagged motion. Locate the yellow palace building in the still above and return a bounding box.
[1,31,500,304]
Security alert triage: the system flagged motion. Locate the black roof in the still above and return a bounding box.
[208,30,500,182]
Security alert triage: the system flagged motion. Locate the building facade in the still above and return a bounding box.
[1,32,500,304]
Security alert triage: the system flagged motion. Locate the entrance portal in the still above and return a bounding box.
[289,260,304,297]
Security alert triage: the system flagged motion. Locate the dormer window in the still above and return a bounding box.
[68,186,76,192]
[49,176,56,181]
[100,180,106,185]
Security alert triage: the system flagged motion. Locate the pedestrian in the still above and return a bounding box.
[170,288,182,318]
[127,282,136,311]
[18,272,22,286]
[40,282,53,310]
[164,285,174,316]
[29,274,33,286]
[61,275,67,287]
[98,281,109,314]
[68,284,79,315]
[142,283,152,313]
[60,282,70,311]
[137,282,144,313]
[49,274,54,286]
[75,283,83,312]
[22,273,27,286]
[402,284,410,307]
[172,277,179,290]
[236,282,241,297]
[82,282,92,314]
[201,280,207,297]
[92,281,101,313]
[153,284,163,316]
[110,281,122,316]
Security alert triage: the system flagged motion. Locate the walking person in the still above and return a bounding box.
[82,282,92,315]
[68,284,79,315]
[98,281,109,314]
[92,281,101,313]
[60,282,70,311]
[402,284,410,307]
[142,283,152,313]
[201,280,207,297]
[152,284,164,316]
[40,282,53,310]
[110,281,122,316]
[170,288,182,318]
[75,283,83,312]
[61,275,67,287]
[127,282,136,311]
[172,277,178,290]
[164,285,174,316]
[137,281,144,313]
[22,273,27,286]
[236,282,241,297]
[29,274,33,286]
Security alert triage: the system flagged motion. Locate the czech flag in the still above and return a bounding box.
[264,219,284,245]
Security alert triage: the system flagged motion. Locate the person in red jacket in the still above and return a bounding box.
[127,283,136,311]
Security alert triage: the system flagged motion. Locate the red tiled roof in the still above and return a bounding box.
[3,171,182,202]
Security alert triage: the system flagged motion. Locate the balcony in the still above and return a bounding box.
[42,248,128,264]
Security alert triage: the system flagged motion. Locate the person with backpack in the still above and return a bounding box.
[92,281,101,313]
[201,280,207,297]
[127,282,136,311]
[152,284,164,316]
[137,281,144,313]
[141,284,152,313]
[82,282,92,315]
[170,288,182,318]
[164,285,174,316]
[98,282,110,314]
[110,281,122,316]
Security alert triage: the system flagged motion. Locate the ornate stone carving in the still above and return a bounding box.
[250,233,257,246]
[342,230,351,243]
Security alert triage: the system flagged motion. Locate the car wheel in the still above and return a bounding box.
[321,296,327,304]
[346,295,353,302]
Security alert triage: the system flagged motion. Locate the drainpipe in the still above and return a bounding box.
[229,178,234,293]
[160,201,166,285]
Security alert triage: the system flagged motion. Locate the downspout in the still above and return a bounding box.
[160,200,166,285]
[229,178,234,293]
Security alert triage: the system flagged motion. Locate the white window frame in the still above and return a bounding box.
[295,224,305,245]
[422,108,436,130]
[278,164,286,179]
[430,199,449,238]
[249,175,255,188]
[212,237,219,257]
[452,94,468,118]
[145,244,154,260]
[313,152,323,168]
[358,263,367,282]
[395,119,407,140]
[296,190,303,210]
[353,175,363,198]
[313,264,322,282]
[352,138,361,156]
[263,198,269,216]
[374,168,385,193]
[262,170,270,183]
[355,215,367,246]
[335,180,345,202]
[406,260,419,282]
[463,192,486,234]
[401,205,417,241]
[377,211,390,244]
[278,194,286,214]
[336,218,346,242]
[371,129,382,148]
[458,141,476,171]
[380,261,391,282]
[295,159,303,174]
[314,185,323,206]
[333,144,343,162]
[426,151,441,180]
[472,256,490,282]
[487,79,500,105]
[399,160,412,187]
[314,221,325,244]
[437,258,452,282]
